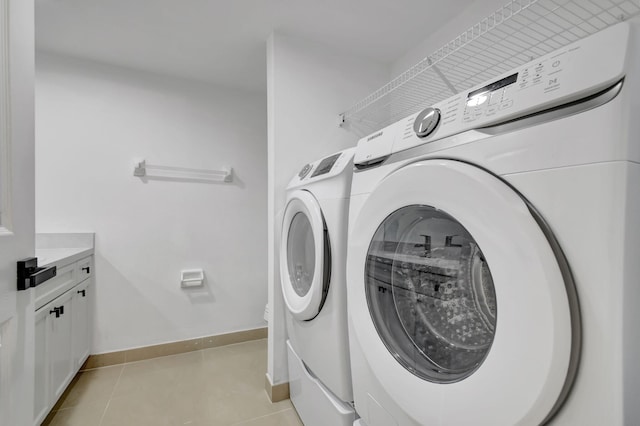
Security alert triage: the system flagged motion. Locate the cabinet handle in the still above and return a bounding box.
[77,289,86,297]
[82,266,91,274]
[49,307,61,318]
[59,305,64,316]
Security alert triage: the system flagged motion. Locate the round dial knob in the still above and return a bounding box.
[413,107,441,138]
[298,164,312,179]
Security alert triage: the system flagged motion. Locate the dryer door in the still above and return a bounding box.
[347,159,579,425]
[280,190,330,321]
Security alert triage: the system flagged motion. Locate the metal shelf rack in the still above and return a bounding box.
[340,0,640,137]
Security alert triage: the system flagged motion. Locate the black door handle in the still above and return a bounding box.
[77,289,86,297]
[50,307,61,318]
[82,266,91,274]
[30,266,57,287]
[17,257,57,291]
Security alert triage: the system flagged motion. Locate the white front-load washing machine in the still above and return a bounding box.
[347,23,640,426]
[281,148,356,426]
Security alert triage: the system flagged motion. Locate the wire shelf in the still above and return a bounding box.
[340,0,640,137]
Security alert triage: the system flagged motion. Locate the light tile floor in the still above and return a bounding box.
[43,339,302,426]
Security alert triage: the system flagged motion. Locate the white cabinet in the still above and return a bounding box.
[49,290,75,402]
[33,256,94,426]
[33,307,49,424]
[72,279,91,369]
[34,292,75,425]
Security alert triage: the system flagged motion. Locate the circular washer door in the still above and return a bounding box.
[280,190,330,321]
[347,159,578,425]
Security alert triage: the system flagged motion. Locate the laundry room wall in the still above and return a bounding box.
[391,0,507,79]
[35,52,268,354]
[266,33,390,386]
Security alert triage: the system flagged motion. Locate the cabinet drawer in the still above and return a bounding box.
[76,257,93,282]
[35,264,76,310]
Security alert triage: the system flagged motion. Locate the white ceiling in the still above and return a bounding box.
[35,0,476,92]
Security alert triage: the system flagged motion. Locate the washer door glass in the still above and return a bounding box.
[366,205,497,383]
[280,190,329,321]
[287,212,316,297]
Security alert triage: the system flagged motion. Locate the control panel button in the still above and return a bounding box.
[489,91,501,106]
[413,107,441,138]
[500,100,514,110]
[502,86,513,100]
[486,106,498,116]
[298,164,312,179]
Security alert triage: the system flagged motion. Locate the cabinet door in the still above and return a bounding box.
[33,307,50,425]
[72,279,91,368]
[49,290,74,401]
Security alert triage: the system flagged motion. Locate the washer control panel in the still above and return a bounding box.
[355,22,629,164]
[463,73,518,123]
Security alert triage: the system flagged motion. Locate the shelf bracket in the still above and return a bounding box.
[429,58,457,96]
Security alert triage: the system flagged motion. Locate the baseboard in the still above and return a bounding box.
[265,373,290,403]
[82,327,268,370]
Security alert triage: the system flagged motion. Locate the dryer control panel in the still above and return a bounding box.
[286,148,356,192]
[355,23,630,165]
[311,153,342,178]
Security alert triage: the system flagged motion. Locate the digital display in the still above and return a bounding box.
[311,153,341,177]
[467,73,518,99]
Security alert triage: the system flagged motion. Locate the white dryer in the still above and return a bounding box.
[347,23,640,426]
[281,149,356,426]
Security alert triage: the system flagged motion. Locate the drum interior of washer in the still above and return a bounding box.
[365,205,497,382]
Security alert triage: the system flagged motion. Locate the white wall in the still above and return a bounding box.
[35,53,268,354]
[391,0,507,78]
[266,33,390,385]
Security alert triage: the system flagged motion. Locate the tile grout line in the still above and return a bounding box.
[229,407,297,426]
[97,364,125,426]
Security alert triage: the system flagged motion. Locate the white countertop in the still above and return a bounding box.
[36,247,94,268]
[36,233,95,268]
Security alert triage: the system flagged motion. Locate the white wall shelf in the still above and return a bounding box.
[340,0,640,137]
[133,160,233,183]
